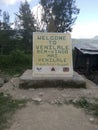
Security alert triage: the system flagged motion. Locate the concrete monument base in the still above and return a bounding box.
[19,69,86,89]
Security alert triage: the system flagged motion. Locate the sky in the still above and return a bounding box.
[0,0,98,39]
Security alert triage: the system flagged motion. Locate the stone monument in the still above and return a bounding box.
[19,32,86,89]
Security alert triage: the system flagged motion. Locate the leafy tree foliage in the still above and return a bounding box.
[0,9,24,55]
[40,0,79,32]
[0,10,11,30]
[3,11,10,30]
[0,30,24,55]
[0,10,13,55]
[16,0,35,31]
[16,0,36,52]
[0,9,2,29]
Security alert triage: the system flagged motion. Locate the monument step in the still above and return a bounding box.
[19,69,86,89]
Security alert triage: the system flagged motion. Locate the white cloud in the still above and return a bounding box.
[72,22,98,38]
[0,0,32,5]
[32,4,46,30]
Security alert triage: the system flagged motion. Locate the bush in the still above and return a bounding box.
[0,50,32,75]
[10,50,26,65]
[0,55,11,67]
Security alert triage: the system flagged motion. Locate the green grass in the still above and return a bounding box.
[0,92,27,130]
[0,51,32,75]
[70,97,98,118]
[1,65,31,76]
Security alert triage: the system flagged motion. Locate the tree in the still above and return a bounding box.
[0,10,11,30]
[40,0,79,32]
[3,11,10,30]
[0,9,2,30]
[47,16,57,32]
[16,0,36,52]
[0,10,12,54]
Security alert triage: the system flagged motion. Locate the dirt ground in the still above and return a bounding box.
[0,76,98,130]
[5,103,98,130]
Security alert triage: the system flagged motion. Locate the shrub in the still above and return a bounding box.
[0,50,32,75]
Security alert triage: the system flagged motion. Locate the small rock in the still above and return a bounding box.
[89,117,94,122]
[54,99,58,104]
[57,97,61,99]
[38,92,44,96]
[62,94,67,98]
[10,79,13,83]
[4,94,8,97]
[72,98,78,103]
[10,80,16,87]
[22,95,27,99]
[28,88,35,91]
[58,101,63,105]
[32,97,42,102]
[50,101,55,105]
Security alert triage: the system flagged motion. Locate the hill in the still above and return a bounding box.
[72,38,98,48]
[93,36,98,39]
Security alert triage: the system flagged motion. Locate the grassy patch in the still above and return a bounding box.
[0,50,32,75]
[0,92,27,130]
[1,65,31,76]
[70,97,98,118]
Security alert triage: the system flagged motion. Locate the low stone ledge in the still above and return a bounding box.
[19,70,86,89]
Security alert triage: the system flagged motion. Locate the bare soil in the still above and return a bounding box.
[0,75,98,130]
